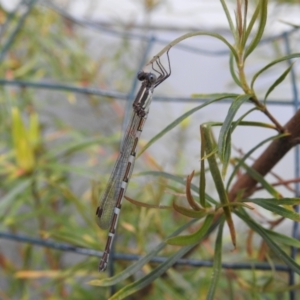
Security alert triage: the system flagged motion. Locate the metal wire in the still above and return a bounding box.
[0,230,291,271]
[0,79,296,105]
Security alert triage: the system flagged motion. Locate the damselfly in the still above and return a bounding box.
[96,54,171,271]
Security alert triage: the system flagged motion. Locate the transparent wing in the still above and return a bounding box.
[96,112,142,229]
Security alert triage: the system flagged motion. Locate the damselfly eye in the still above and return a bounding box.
[147,73,156,83]
[137,71,146,81]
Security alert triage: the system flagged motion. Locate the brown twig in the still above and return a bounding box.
[255,177,300,193]
[229,108,300,202]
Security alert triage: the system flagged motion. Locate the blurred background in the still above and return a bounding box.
[0,0,299,299]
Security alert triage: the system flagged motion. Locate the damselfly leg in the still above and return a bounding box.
[151,50,171,87]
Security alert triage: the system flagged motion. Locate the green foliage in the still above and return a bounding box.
[0,2,129,299]
[104,0,300,298]
[1,1,300,300]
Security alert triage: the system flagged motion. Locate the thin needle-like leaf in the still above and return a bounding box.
[242,198,300,205]
[172,201,210,219]
[124,195,171,209]
[243,0,260,47]
[221,107,258,177]
[138,94,237,157]
[264,228,300,248]
[236,209,300,275]
[231,108,258,132]
[264,63,294,103]
[186,170,202,210]
[146,32,239,65]
[108,246,195,300]
[89,219,198,286]
[202,124,236,246]
[245,0,268,58]
[167,214,214,246]
[236,160,282,199]
[221,128,232,178]
[230,121,276,129]
[242,0,248,45]
[206,219,225,300]
[218,94,251,163]
[220,0,237,42]
[200,126,206,207]
[251,53,300,89]
[229,53,241,87]
[241,198,300,221]
[106,218,222,299]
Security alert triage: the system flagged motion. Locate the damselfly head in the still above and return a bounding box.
[137,71,157,84]
[137,71,147,81]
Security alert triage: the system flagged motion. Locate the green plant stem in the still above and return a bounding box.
[249,94,285,133]
[237,55,284,133]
